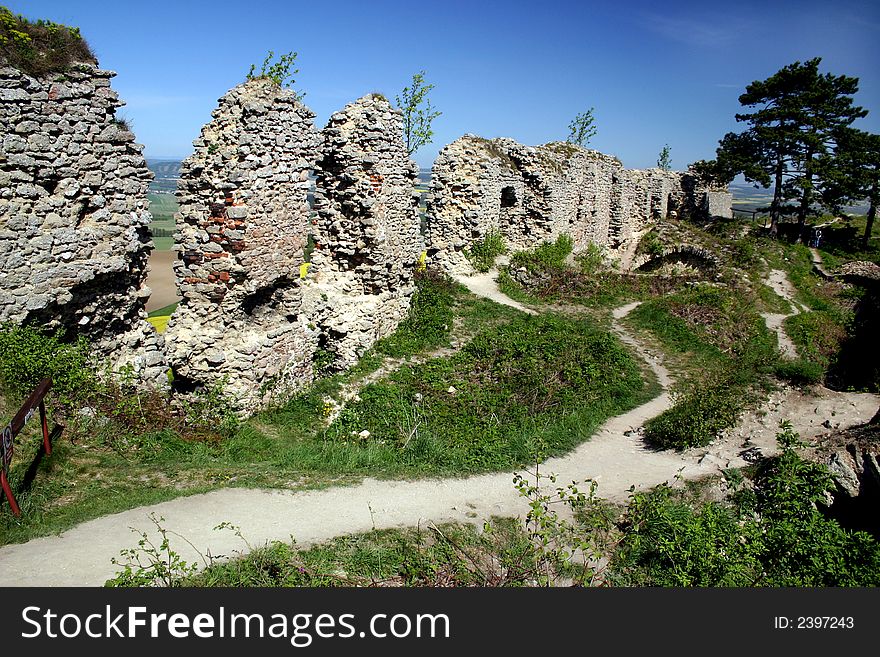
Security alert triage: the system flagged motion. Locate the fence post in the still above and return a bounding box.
[1,378,56,516]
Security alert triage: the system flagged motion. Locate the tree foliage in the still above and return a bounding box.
[822,128,880,247]
[715,58,866,236]
[657,144,672,170]
[396,70,441,156]
[567,108,597,147]
[247,50,303,100]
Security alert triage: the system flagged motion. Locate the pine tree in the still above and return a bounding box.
[716,58,866,237]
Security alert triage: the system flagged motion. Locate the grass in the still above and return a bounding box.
[0,7,95,77]
[111,426,880,589]
[625,284,778,450]
[0,271,652,545]
[148,302,178,318]
[319,313,652,474]
[179,519,535,587]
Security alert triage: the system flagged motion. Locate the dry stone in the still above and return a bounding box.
[426,135,725,275]
[308,94,423,369]
[426,136,684,274]
[164,78,321,411]
[0,63,166,386]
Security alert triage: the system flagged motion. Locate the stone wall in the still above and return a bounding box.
[164,78,321,410]
[0,63,166,385]
[308,94,423,369]
[426,135,715,275]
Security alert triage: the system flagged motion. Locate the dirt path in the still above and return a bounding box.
[144,250,180,313]
[1,277,877,587]
[761,269,803,359]
[453,267,536,315]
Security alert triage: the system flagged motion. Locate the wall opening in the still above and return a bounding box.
[500,186,517,208]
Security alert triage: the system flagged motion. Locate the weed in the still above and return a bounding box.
[246,50,304,100]
[0,7,95,77]
[464,230,507,273]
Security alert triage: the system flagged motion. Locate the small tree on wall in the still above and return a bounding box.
[567,108,597,146]
[247,50,304,100]
[396,71,442,156]
[657,144,672,170]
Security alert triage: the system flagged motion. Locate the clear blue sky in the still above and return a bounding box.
[17,0,880,169]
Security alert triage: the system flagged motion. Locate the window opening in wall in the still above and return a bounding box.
[500,186,517,208]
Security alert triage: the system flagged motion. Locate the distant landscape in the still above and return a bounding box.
[147,160,869,246]
[146,159,431,252]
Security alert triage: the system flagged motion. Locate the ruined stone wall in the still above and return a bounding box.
[680,166,733,220]
[426,136,687,275]
[165,78,321,410]
[308,94,422,369]
[0,63,166,385]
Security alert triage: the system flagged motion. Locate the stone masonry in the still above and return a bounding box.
[164,78,321,411]
[0,62,166,385]
[308,94,423,369]
[426,135,723,275]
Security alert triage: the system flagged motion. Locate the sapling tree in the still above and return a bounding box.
[567,108,597,146]
[396,71,442,156]
[247,50,304,100]
[657,144,672,170]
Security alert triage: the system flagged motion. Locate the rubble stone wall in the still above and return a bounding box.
[0,63,166,385]
[426,135,720,275]
[164,78,321,410]
[308,94,423,369]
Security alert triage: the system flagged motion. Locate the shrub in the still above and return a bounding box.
[637,230,665,258]
[611,423,880,586]
[643,378,742,450]
[510,234,573,273]
[0,323,97,407]
[0,7,95,77]
[464,230,507,273]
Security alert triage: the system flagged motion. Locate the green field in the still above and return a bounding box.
[148,193,178,251]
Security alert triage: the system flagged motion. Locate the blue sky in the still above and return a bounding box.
[17,0,880,169]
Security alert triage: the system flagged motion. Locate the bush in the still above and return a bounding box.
[643,378,742,450]
[637,230,665,258]
[0,7,95,77]
[0,323,97,407]
[611,423,880,586]
[464,230,507,273]
[510,234,573,273]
